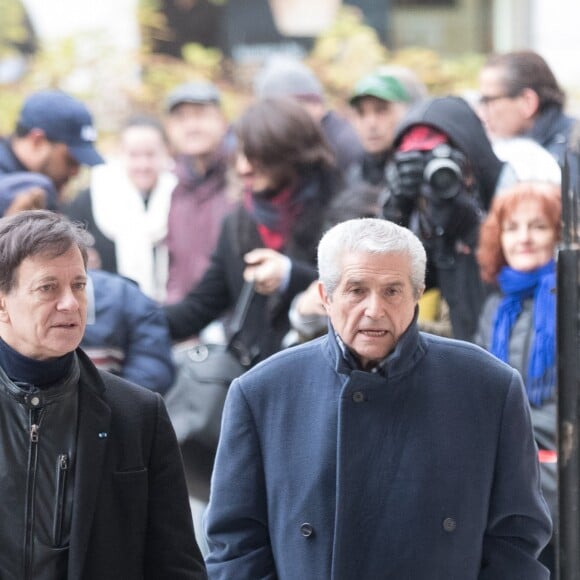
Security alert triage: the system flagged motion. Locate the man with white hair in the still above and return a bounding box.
[205,217,551,579]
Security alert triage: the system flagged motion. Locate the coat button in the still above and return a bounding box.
[442,517,457,532]
[300,523,314,538]
[352,391,365,403]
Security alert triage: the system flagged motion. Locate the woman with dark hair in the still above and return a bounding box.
[474,180,561,575]
[164,96,340,363]
[163,97,340,506]
[162,96,341,509]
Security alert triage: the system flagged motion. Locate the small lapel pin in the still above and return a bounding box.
[98,432,108,439]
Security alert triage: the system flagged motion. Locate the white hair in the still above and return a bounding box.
[317,218,427,299]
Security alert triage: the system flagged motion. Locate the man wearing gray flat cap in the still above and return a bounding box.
[164,80,236,304]
[165,80,221,112]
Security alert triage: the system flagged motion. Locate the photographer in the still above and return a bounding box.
[382,96,508,340]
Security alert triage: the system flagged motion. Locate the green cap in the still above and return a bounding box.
[349,73,410,105]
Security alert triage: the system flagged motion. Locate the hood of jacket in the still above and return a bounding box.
[393,96,504,210]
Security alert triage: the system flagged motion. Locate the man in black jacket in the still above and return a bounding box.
[0,210,206,579]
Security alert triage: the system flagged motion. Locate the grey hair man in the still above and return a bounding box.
[205,218,551,579]
[0,210,206,579]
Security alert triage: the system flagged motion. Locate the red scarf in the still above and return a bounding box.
[244,186,298,250]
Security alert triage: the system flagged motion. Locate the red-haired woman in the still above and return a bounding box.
[474,180,561,574]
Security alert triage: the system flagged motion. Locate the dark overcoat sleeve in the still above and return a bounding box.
[143,395,208,578]
[205,379,277,580]
[479,370,552,579]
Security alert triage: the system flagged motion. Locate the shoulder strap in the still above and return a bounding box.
[227,281,258,367]
[229,280,255,337]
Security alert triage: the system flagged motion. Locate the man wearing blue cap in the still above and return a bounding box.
[0,90,103,195]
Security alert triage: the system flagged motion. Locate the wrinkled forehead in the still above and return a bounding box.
[338,250,412,280]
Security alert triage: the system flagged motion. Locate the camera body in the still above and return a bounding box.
[382,142,479,247]
[387,144,468,205]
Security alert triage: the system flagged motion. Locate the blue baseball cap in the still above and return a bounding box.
[0,172,58,216]
[17,90,104,166]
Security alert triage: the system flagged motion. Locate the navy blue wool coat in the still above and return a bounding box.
[205,320,551,580]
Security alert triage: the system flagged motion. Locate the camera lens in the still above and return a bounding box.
[423,145,463,200]
[424,160,462,199]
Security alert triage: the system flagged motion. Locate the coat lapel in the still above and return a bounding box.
[68,353,112,580]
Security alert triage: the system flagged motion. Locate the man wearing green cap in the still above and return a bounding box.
[347,70,420,187]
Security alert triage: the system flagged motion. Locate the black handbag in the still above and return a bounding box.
[165,282,256,501]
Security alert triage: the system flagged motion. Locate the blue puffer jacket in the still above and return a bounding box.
[0,139,59,211]
[83,269,175,394]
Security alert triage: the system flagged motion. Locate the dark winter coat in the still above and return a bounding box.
[527,104,577,163]
[82,269,175,394]
[474,293,557,525]
[206,320,551,579]
[0,348,206,580]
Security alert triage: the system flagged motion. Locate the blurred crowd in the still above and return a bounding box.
[0,48,574,577]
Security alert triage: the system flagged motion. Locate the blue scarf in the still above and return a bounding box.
[490,260,556,406]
